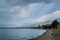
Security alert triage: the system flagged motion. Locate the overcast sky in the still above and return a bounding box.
[0,0,60,27]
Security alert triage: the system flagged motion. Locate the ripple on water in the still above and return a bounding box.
[0,29,46,40]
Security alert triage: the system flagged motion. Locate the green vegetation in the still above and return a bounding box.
[37,20,59,29]
[52,24,60,40]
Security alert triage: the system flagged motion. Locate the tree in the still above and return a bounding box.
[38,25,41,28]
[42,25,47,29]
[51,20,59,29]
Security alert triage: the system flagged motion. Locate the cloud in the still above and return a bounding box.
[19,11,28,18]
[0,21,24,27]
[20,10,60,25]
[0,0,60,27]
[8,3,40,19]
[0,3,41,27]
[8,0,60,6]
[48,11,60,18]
[0,0,60,8]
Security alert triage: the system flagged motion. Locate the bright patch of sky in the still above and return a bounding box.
[0,0,60,27]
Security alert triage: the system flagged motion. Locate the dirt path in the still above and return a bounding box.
[29,29,53,40]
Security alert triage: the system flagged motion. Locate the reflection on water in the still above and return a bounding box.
[0,29,46,40]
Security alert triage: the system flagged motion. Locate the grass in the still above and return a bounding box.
[52,24,60,40]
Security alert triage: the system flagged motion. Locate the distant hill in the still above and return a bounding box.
[0,18,60,28]
[26,18,60,27]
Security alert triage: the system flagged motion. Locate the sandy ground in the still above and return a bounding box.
[29,29,53,40]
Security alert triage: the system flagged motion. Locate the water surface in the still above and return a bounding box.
[0,29,46,40]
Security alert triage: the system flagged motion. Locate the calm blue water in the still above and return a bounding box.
[0,29,46,40]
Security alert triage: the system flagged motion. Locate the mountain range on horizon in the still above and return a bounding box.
[25,18,60,27]
[0,18,60,28]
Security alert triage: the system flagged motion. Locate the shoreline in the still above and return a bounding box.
[29,29,52,40]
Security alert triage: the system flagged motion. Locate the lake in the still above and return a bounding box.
[0,29,46,40]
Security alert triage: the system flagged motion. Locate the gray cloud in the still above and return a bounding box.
[0,0,60,27]
[6,0,60,6]
[0,0,60,7]
[6,0,52,6]
[0,0,60,21]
